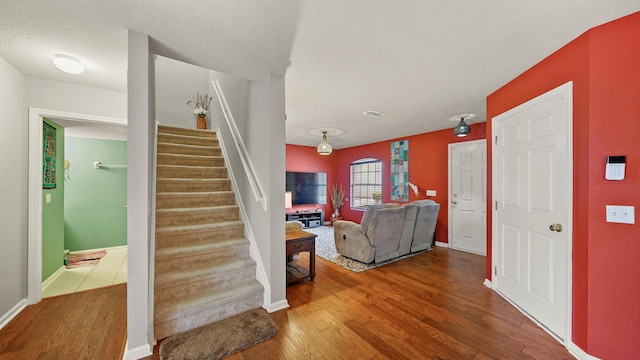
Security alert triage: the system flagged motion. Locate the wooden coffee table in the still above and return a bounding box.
[286,228,316,284]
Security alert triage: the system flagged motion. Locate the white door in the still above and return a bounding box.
[449,139,487,255]
[493,82,572,340]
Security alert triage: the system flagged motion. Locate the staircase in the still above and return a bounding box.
[154,125,264,340]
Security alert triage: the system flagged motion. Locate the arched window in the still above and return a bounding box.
[350,158,382,210]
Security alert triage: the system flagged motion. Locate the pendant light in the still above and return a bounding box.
[317,131,333,155]
[451,114,474,137]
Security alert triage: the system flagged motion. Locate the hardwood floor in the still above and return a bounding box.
[0,283,126,360]
[146,247,573,359]
[0,248,573,359]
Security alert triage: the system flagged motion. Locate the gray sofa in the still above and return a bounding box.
[333,204,406,263]
[333,200,440,264]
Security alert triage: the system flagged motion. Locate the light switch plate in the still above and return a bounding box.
[45,194,51,203]
[606,205,635,224]
[426,190,436,197]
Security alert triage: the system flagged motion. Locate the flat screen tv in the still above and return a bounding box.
[286,171,327,205]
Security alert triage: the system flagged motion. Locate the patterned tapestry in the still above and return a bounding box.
[43,122,56,189]
[390,140,409,201]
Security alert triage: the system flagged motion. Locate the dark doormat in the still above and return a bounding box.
[159,308,278,360]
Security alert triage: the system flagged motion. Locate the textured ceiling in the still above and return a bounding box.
[1,1,639,148]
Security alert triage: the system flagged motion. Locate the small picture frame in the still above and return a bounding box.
[43,122,57,189]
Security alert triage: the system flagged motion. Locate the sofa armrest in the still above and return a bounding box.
[333,221,375,263]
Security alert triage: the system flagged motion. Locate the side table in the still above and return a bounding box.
[285,228,316,284]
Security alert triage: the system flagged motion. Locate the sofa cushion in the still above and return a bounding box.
[398,203,418,256]
[360,203,399,234]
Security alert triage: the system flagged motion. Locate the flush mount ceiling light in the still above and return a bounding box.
[53,54,84,74]
[317,131,333,155]
[450,113,475,137]
[363,110,385,118]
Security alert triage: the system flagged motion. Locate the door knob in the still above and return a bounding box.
[549,223,563,232]
[451,201,458,204]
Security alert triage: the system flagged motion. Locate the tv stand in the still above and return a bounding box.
[286,210,324,228]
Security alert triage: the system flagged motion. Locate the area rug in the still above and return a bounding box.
[159,308,278,360]
[65,249,107,268]
[305,226,430,273]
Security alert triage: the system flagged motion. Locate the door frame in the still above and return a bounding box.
[448,138,487,254]
[490,81,573,346]
[27,107,126,304]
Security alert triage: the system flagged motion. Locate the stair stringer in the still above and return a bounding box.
[214,127,287,312]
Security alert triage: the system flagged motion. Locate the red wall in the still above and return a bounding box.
[285,144,337,221]
[333,123,486,244]
[486,12,640,359]
[286,124,486,242]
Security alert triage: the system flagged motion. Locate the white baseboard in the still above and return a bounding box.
[568,342,601,360]
[483,279,492,288]
[122,341,152,360]
[435,241,449,248]
[0,299,28,330]
[266,300,289,313]
[70,245,127,255]
[42,265,66,290]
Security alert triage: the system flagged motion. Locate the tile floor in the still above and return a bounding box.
[42,248,127,298]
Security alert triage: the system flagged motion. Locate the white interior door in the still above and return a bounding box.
[493,82,572,340]
[449,139,487,255]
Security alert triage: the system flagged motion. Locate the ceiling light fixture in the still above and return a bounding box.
[317,131,333,155]
[53,54,84,74]
[450,113,475,137]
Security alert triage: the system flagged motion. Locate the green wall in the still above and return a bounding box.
[64,137,127,251]
[42,118,65,281]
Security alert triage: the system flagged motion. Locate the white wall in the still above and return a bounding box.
[0,56,28,321]
[155,56,209,128]
[124,30,154,359]
[245,73,287,306]
[27,78,126,120]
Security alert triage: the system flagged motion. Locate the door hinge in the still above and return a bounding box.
[495,201,498,210]
[494,266,497,276]
[494,135,498,145]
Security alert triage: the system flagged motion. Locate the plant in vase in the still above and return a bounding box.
[187,93,213,129]
[330,183,345,220]
[372,191,382,204]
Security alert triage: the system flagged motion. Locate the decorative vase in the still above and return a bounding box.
[332,209,340,219]
[196,114,207,129]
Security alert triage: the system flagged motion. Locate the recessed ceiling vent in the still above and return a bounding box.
[363,110,385,118]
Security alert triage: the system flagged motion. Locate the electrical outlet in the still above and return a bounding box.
[426,190,436,196]
[606,205,635,224]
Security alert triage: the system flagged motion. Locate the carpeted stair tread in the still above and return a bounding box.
[158,142,222,156]
[157,153,224,167]
[156,237,247,260]
[158,308,277,360]
[156,205,239,227]
[156,190,234,198]
[155,280,263,322]
[158,125,217,138]
[155,256,256,289]
[156,221,243,235]
[156,204,237,214]
[158,133,219,147]
[156,191,236,208]
[155,240,250,274]
[156,178,231,193]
